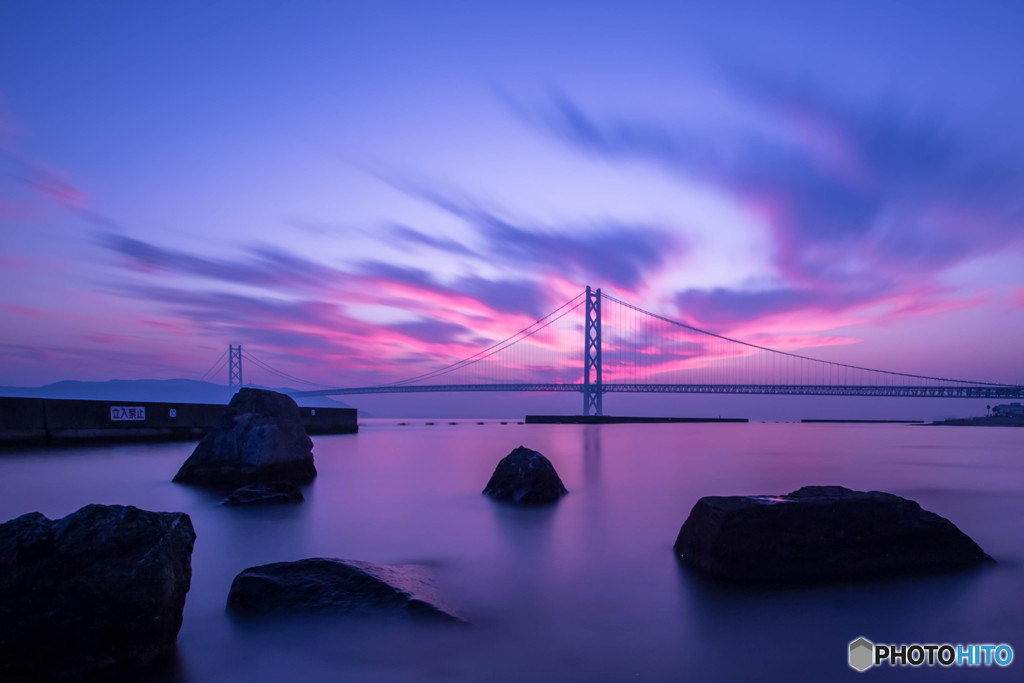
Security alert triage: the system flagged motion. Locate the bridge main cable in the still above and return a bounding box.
[600,291,1019,389]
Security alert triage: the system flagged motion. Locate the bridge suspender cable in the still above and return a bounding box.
[377,291,587,387]
[198,348,229,383]
[600,292,1016,388]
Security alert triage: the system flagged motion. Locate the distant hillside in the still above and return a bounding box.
[0,379,357,410]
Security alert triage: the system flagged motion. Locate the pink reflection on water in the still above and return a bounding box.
[0,423,1020,682]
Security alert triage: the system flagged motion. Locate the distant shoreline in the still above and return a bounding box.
[925,416,1024,427]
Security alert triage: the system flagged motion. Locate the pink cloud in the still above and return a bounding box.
[1008,287,1024,309]
[779,106,867,187]
[20,162,88,206]
[688,284,990,351]
[139,318,193,337]
[0,106,91,225]
[0,198,38,221]
[85,333,138,345]
[0,303,54,319]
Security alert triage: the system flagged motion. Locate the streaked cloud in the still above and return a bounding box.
[381,182,679,291]
[511,73,1024,335]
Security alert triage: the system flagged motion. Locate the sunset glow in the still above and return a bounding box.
[1,2,1022,398]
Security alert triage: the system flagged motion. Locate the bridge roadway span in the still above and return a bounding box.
[293,383,1024,400]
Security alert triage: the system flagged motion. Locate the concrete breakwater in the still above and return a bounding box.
[928,415,1024,427]
[0,396,357,446]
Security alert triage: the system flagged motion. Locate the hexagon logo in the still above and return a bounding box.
[849,637,874,672]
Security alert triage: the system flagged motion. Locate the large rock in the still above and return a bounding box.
[174,387,315,488]
[220,480,305,507]
[0,505,196,680]
[226,558,463,622]
[674,485,989,583]
[482,445,568,505]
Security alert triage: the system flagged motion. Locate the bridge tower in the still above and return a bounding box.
[583,286,603,416]
[228,344,243,394]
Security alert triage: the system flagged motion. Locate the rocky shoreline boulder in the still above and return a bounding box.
[674,485,990,584]
[226,558,463,622]
[0,504,196,680]
[482,445,568,505]
[174,388,316,488]
[220,480,305,507]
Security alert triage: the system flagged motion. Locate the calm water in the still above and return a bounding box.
[1,421,1022,682]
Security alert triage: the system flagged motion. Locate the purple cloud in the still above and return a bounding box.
[391,319,473,345]
[389,224,479,258]
[672,286,888,327]
[519,82,1024,277]
[384,186,675,291]
[100,233,345,291]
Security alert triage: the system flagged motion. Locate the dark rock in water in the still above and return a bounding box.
[220,480,305,507]
[226,558,463,623]
[174,387,315,488]
[674,485,990,583]
[0,504,196,680]
[482,445,568,505]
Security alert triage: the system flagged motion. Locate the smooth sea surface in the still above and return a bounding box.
[1,421,1022,682]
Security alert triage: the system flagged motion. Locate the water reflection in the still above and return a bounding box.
[582,424,601,485]
[0,422,1021,682]
[673,559,999,681]
[486,499,560,607]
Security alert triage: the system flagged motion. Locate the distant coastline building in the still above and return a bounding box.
[992,402,1024,417]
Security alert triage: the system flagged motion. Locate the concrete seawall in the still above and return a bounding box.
[0,396,357,447]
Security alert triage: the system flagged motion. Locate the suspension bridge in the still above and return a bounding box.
[206,286,1023,416]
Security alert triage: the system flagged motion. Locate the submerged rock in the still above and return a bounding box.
[220,480,305,507]
[226,558,463,622]
[0,504,196,680]
[674,485,989,583]
[174,387,315,488]
[482,445,568,505]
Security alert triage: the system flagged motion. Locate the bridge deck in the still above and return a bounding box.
[292,383,1024,399]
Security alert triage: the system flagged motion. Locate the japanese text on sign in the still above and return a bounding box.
[110,406,146,421]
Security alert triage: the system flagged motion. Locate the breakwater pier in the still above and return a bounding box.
[0,396,357,447]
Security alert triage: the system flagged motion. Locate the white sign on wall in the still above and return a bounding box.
[110,406,146,421]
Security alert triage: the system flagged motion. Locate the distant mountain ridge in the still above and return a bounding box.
[0,379,356,410]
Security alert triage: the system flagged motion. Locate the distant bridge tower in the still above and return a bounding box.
[228,344,243,394]
[583,286,603,416]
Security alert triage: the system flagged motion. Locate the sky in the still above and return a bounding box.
[1,1,1023,416]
